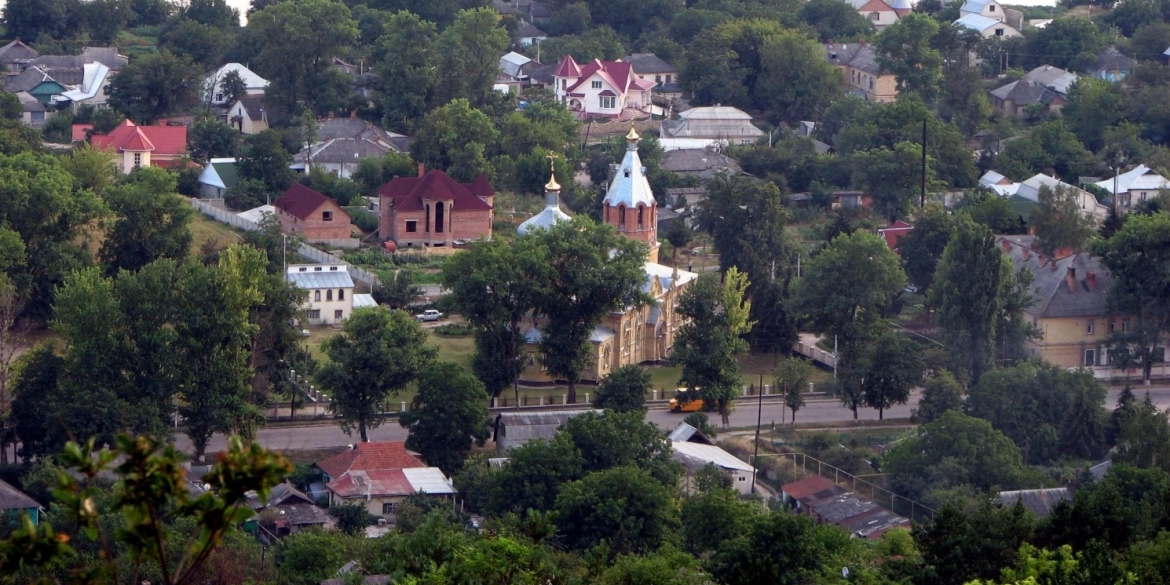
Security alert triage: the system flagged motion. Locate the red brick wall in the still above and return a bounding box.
[279,200,352,240]
[383,204,493,246]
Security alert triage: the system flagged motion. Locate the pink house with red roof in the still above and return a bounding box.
[80,120,188,174]
[377,167,494,248]
[553,55,655,118]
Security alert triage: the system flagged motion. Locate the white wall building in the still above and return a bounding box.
[286,264,375,326]
[204,63,269,105]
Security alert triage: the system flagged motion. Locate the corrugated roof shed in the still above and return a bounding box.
[495,410,601,450]
[998,487,1071,518]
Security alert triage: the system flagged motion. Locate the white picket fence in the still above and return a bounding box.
[189,198,379,288]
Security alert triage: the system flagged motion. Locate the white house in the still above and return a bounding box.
[954,13,1021,38]
[846,0,910,31]
[552,55,655,118]
[960,0,1007,21]
[226,97,268,134]
[514,20,547,46]
[672,440,756,495]
[286,264,375,326]
[204,63,268,105]
[660,106,764,150]
[1094,164,1170,213]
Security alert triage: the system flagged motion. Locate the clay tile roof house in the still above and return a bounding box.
[377,167,494,249]
[273,183,355,245]
[85,119,188,174]
[315,442,455,518]
[552,55,655,118]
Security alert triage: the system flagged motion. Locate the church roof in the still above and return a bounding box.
[518,181,571,236]
[604,134,656,208]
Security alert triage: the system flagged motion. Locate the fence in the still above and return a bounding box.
[189,198,378,288]
[765,452,935,524]
[792,341,837,369]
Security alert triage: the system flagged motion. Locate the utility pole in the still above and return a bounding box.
[751,372,764,495]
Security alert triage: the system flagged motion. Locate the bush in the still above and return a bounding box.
[349,208,379,233]
[434,322,474,337]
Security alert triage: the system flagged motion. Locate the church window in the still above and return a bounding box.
[637,206,644,229]
[619,205,625,228]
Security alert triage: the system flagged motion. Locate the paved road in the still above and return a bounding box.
[174,386,1170,455]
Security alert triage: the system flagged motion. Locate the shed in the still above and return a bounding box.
[0,478,41,525]
[493,410,600,451]
[671,440,755,494]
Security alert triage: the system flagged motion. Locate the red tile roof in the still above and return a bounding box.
[327,469,415,498]
[377,170,493,212]
[71,124,93,142]
[564,59,655,95]
[89,120,187,155]
[315,442,425,480]
[782,475,838,500]
[274,184,349,221]
[553,55,581,77]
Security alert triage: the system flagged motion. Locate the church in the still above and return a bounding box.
[517,128,698,385]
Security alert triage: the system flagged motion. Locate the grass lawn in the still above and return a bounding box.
[189,212,242,253]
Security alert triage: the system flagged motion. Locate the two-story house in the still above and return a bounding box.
[846,0,911,31]
[624,53,681,98]
[1094,164,1170,213]
[553,55,655,118]
[203,63,268,105]
[378,167,494,248]
[286,264,376,326]
[825,43,898,103]
[955,13,1021,38]
[273,184,355,246]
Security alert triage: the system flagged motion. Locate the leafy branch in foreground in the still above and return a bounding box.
[0,434,290,585]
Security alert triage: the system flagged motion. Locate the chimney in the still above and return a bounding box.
[1038,256,1047,268]
[1066,266,1076,292]
[1021,248,1031,260]
[349,110,357,118]
[417,163,425,177]
[1087,271,1097,291]
[1001,239,1012,252]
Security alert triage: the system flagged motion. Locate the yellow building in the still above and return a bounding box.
[518,129,697,385]
[998,236,1128,370]
[825,43,898,103]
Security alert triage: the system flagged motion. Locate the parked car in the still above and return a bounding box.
[415,309,444,322]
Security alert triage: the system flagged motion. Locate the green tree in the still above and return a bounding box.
[798,0,875,42]
[709,509,854,585]
[914,501,1036,585]
[863,332,924,419]
[188,116,239,162]
[374,11,438,132]
[315,308,436,442]
[442,237,544,399]
[996,120,1093,180]
[328,502,376,536]
[596,545,715,585]
[431,8,510,107]
[1030,184,1097,257]
[1022,17,1107,71]
[99,169,193,275]
[529,217,648,404]
[593,364,651,413]
[410,98,499,181]
[554,465,680,556]
[789,231,906,419]
[1114,396,1170,471]
[1058,386,1107,460]
[928,217,1004,383]
[559,410,680,484]
[242,212,304,274]
[60,143,117,196]
[0,435,289,585]
[916,369,964,424]
[876,13,943,102]
[672,268,753,427]
[238,130,295,196]
[697,175,797,353]
[936,27,991,136]
[884,411,1025,499]
[351,151,415,194]
[775,357,815,424]
[959,189,1025,235]
[485,435,585,515]
[1090,213,1170,385]
[372,269,423,309]
[161,19,227,68]
[966,362,1105,465]
[1062,78,1122,153]
[400,361,491,475]
[249,0,359,118]
[107,51,203,124]
[898,203,956,293]
[218,69,248,107]
[850,141,940,220]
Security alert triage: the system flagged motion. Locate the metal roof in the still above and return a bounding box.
[237,204,274,224]
[353,293,377,308]
[954,13,1002,32]
[402,467,457,495]
[287,264,355,289]
[998,488,1071,518]
[604,138,657,208]
[671,441,754,472]
[517,189,571,235]
[1095,164,1170,194]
